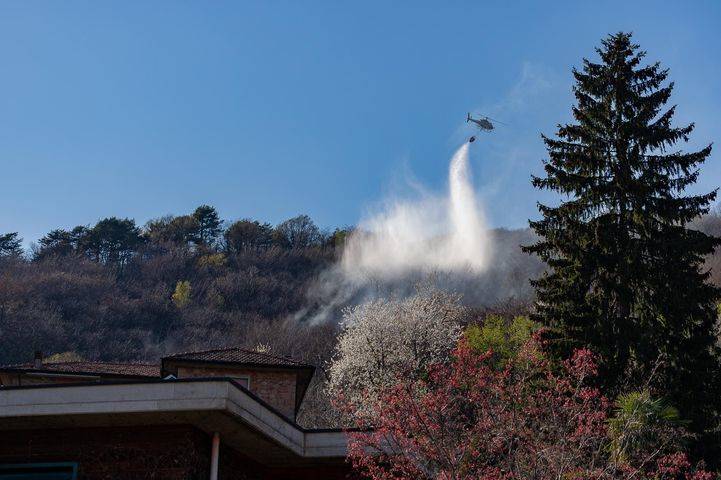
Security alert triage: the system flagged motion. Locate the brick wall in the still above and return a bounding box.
[174,365,298,419]
[0,425,212,480]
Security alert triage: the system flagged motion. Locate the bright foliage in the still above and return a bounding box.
[329,288,463,414]
[344,336,715,480]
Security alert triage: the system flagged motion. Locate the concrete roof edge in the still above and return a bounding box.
[0,378,348,458]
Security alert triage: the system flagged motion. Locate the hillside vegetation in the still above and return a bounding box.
[1,205,719,368]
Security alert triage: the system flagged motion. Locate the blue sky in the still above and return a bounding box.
[1,1,720,245]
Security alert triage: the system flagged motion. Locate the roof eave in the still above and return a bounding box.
[0,367,156,379]
[0,376,351,460]
[161,356,314,372]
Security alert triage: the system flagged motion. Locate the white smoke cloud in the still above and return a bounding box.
[340,143,491,281]
[296,141,543,325]
[295,64,558,324]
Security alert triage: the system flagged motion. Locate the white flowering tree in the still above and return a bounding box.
[328,288,464,414]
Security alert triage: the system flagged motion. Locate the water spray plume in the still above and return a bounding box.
[341,143,491,280]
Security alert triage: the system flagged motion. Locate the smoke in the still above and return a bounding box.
[341,143,491,281]
[295,142,545,325]
[293,64,561,325]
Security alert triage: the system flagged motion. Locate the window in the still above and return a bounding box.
[232,376,249,389]
[0,463,77,480]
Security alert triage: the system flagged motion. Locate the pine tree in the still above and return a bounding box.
[192,205,222,247]
[0,232,23,257]
[524,32,720,450]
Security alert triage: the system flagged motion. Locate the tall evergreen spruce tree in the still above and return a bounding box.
[524,32,720,449]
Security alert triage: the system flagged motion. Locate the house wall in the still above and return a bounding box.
[174,365,297,419]
[0,425,214,480]
[0,425,348,480]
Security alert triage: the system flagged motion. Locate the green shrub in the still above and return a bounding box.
[45,351,84,363]
[172,280,192,308]
[608,390,685,464]
[465,315,538,367]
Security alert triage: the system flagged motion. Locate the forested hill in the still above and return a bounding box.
[0,206,346,365]
[1,204,719,366]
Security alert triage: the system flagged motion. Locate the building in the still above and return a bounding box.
[0,348,350,479]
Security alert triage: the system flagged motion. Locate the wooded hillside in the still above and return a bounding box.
[0,204,718,367]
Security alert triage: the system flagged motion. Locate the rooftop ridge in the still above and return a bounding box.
[163,345,307,366]
[162,345,250,358]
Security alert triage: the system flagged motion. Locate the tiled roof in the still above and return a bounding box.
[163,347,311,368]
[1,361,159,378]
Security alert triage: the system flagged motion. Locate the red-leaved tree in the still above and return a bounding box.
[343,337,714,480]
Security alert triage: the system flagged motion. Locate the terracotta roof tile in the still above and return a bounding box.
[1,361,159,378]
[163,347,311,368]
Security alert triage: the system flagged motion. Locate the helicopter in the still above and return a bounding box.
[466,113,506,142]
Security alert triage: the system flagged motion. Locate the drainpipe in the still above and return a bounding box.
[210,432,220,480]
